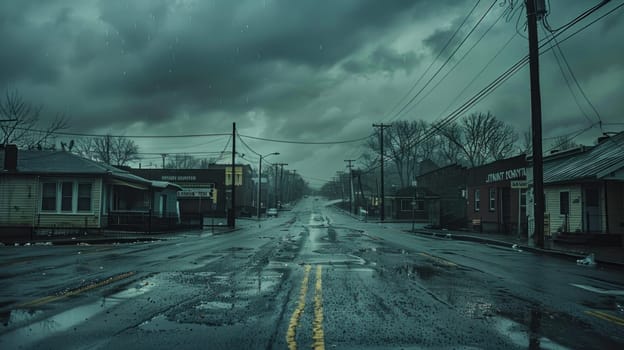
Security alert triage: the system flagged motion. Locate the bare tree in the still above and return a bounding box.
[438,112,518,167]
[0,89,69,148]
[166,154,201,169]
[75,134,139,166]
[520,130,532,155]
[549,135,578,152]
[436,124,465,165]
[367,120,436,188]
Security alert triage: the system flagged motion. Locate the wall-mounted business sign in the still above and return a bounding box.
[161,175,197,181]
[511,180,528,189]
[486,168,526,183]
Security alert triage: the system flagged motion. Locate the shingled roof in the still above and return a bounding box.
[1,149,151,185]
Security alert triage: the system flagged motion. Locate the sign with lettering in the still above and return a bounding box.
[161,175,197,181]
[486,168,526,183]
[511,180,528,189]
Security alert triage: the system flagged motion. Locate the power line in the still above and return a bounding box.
[544,27,596,126]
[405,3,507,117]
[237,133,371,145]
[10,126,231,139]
[357,2,623,175]
[549,32,603,127]
[390,0,498,122]
[381,0,483,121]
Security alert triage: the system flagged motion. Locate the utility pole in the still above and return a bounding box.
[373,123,391,221]
[345,159,355,215]
[526,0,546,248]
[229,122,236,228]
[275,163,288,208]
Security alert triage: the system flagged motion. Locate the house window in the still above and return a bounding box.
[474,189,480,212]
[78,183,92,211]
[61,182,73,211]
[40,180,94,213]
[560,191,569,215]
[402,199,425,211]
[489,187,496,212]
[42,183,57,211]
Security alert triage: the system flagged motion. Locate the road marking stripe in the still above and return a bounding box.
[312,265,325,350]
[571,283,624,296]
[287,265,312,350]
[17,271,135,308]
[585,310,624,326]
[419,252,457,267]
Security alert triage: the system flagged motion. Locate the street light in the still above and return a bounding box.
[257,152,280,220]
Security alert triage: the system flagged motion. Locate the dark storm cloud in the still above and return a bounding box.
[51,0,440,127]
[2,0,622,184]
[342,47,422,75]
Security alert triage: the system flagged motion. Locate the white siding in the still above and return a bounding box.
[0,175,38,226]
[36,177,103,229]
[545,186,583,234]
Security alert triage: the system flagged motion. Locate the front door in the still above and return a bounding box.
[584,187,601,233]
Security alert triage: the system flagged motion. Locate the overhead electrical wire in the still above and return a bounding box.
[545,29,595,126]
[381,0,483,121]
[389,0,498,122]
[357,0,623,174]
[404,3,508,117]
[237,133,371,145]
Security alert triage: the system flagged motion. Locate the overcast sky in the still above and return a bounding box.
[1,0,623,188]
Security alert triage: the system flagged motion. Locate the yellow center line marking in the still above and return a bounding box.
[419,252,457,267]
[585,310,624,327]
[287,265,312,350]
[312,265,325,350]
[17,271,136,308]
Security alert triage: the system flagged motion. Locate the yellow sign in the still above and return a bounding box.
[225,167,243,186]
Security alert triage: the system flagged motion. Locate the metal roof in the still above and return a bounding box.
[543,132,624,184]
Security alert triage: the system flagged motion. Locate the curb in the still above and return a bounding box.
[411,229,624,270]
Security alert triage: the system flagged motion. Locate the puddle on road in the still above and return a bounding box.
[492,316,570,349]
[298,254,366,266]
[140,313,210,332]
[1,278,156,349]
[196,301,237,311]
[395,264,438,280]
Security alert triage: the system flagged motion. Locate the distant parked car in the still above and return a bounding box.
[267,208,278,217]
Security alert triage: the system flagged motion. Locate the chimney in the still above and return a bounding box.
[4,144,17,171]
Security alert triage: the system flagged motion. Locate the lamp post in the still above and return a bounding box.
[257,152,279,220]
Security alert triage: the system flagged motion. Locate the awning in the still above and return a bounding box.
[109,178,149,190]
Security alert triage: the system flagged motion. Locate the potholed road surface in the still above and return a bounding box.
[1,197,623,349]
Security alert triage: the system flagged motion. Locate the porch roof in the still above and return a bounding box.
[542,132,624,184]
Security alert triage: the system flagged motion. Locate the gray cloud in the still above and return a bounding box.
[1,0,622,185]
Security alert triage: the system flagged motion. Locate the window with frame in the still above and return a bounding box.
[42,183,57,211]
[61,182,73,211]
[78,183,92,211]
[489,187,496,212]
[474,189,480,212]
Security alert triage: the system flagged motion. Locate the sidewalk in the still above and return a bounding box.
[411,228,624,269]
[2,226,241,246]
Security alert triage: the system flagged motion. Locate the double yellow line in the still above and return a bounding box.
[585,310,624,327]
[286,264,325,350]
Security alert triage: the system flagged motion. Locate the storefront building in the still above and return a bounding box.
[466,155,528,234]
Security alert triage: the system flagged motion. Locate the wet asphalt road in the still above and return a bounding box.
[1,198,623,349]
